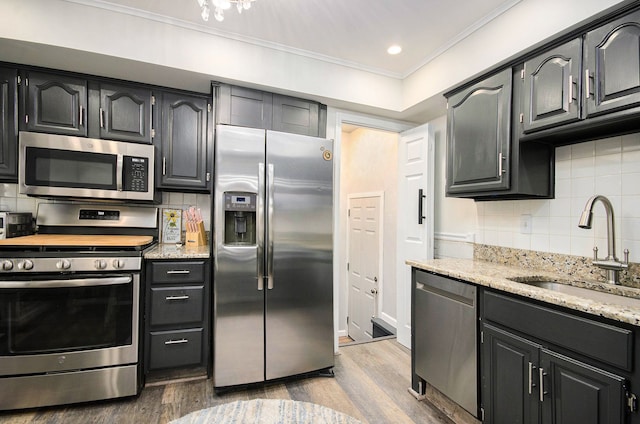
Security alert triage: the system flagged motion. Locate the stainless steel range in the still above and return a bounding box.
[0,203,158,411]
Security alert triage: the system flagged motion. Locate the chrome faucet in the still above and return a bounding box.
[578,195,629,284]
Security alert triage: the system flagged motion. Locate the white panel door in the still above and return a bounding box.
[347,195,381,342]
[396,124,433,348]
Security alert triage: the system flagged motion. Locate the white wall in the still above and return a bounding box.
[338,128,399,335]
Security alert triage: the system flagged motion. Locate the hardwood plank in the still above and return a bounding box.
[0,339,455,424]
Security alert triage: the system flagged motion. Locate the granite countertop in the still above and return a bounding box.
[144,243,210,260]
[408,258,640,327]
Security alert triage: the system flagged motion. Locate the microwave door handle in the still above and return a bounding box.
[116,155,124,191]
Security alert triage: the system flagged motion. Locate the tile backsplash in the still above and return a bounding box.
[0,184,211,239]
[475,133,640,263]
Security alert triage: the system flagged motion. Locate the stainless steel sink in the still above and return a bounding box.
[514,280,640,309]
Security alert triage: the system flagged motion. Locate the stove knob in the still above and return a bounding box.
[1,260,13,271]
[94,259,107,270]
[56,259,71,270]
[18,259,34,270]
[112,259,125,269]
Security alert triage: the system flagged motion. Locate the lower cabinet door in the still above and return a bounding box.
[540,348,626,424]
[149,328,203,370]
[482,323,540,424]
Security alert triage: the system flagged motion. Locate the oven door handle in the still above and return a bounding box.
[0,276,132,288]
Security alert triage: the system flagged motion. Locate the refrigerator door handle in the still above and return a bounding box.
[267,163,275,290]
[257,163,266,291]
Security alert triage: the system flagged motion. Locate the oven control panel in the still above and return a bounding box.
[0,257,142,273]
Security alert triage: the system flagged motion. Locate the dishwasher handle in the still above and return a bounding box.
[416,278,475,307]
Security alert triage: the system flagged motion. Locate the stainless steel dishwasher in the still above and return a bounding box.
[414,270,477,416]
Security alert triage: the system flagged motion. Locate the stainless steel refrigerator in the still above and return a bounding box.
[213,125,334,388]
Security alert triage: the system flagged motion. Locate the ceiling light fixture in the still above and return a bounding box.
[197,0,256,22]
[387,45,402,55]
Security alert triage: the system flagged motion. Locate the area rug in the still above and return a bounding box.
[169,399,362,424]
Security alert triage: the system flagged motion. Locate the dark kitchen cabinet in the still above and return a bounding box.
[89,82,153,144]
[481,323,540,424]
[217,84,272,130]
[540,348,625,424]
[0,67,18,181]
[481,290,631,424]
[216,84,326,137]
[584,9,640,118]
[446,68,512,194]
[446,64,553,200]
[145,259,210,376]
[482,322,626,424]
[522,38,582,133]
[272,93,320,136]
[20,71,88,137]
[156,91,212,191]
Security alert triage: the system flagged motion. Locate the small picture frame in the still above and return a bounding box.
[161,208,182,244]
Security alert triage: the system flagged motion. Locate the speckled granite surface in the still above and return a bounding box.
[144,243,210,259]
[474,244,640,288]
[407,257,640,327]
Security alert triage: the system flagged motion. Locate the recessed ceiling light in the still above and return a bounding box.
[387,45,402,55]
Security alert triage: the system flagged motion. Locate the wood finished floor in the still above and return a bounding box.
[0,339,454,424]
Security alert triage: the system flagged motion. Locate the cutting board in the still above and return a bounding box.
[0,234,154,247]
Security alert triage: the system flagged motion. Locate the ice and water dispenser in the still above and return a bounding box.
[223,192,257,245]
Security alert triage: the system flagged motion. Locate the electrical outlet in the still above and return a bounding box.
[520,214,532,234]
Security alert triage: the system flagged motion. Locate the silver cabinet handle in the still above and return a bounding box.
[568,75,574,104]
[585,69,592,99]
[539,367,547,402]
[162,157,166,176]
[528,362,536,394]
[79,105,85,126]
[165,295,189,301]
[166,270,190,275]
[498,152,506,176]
[164,339,188,345]
[100,107,105,128]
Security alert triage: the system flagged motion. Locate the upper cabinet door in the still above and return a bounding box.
[584,9,640,118]
[446,68,512,194]
[217,85,273,130]
[23,71,87,137]
[272,94,320,137]
[158,92,211,191]
[0,67,18,181]
[98,83,153,144]
[523,38,582,133]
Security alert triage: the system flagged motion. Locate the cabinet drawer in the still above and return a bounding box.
[150,285,204,326]
[148,328,203,370]
[483,291,633,370]
[151,261,205,284]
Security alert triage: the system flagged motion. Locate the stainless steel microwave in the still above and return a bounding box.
[19,132,155,202]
